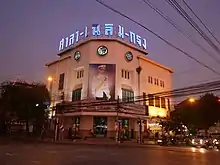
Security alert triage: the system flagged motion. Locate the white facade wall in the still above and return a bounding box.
[46,39,173,118]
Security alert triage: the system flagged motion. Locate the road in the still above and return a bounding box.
[0,142,219,165]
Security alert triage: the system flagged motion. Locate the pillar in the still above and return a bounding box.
[107,116,116,138]
[80,116,93,137]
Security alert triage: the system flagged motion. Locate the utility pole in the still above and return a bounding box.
[116,95,120,142]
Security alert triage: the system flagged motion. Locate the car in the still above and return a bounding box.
[190,136,209,147]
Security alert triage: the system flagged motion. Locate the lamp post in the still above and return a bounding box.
[47,76,55,130]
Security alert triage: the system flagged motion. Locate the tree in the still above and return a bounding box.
[171,99,199,129]
[171,93,220,133]
[197,93,220,130]
[0,81,51,135]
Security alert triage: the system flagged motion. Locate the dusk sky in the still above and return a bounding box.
[1,0,220,90]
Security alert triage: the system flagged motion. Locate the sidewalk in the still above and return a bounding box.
[0,136,193,151]
[0,135,156,147]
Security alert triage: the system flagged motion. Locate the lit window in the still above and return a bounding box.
[148,94,154,106]
[161,97,166,108]
[155,96,160,107]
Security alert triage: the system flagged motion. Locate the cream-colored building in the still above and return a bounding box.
[46,38,173,138]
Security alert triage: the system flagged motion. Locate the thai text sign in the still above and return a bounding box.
[58,24,147,52]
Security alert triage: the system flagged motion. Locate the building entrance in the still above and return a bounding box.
[93,116,107,137]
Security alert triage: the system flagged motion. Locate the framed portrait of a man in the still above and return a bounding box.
[88,64,116,100]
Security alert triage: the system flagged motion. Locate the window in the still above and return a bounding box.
[148,94,154,106]
[156,79,159,86]
[161,97,166,108]
[122,89,134,102]
[72,88,82,101]
[155,96,160,107]
[150,77,153,84]
[160,80,165,87]
[154,78,157,85]
[148,76,151,83]
[77,70,84,79]
[58,73,65,90]
[122,69,131,80]
[162,81,165,87]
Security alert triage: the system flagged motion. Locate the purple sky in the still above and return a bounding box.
[1,0,220,90]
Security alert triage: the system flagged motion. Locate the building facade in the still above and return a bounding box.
[46,37,173,138]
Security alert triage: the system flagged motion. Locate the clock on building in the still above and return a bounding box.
[125,51,133,61]
[97,46,108,56]
[74,51,81,61]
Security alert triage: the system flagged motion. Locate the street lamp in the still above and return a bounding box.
[47,76,54,129]
[188,98,195,103]
[47,76,53,82]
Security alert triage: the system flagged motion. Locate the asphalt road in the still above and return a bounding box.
[0,143,219,165]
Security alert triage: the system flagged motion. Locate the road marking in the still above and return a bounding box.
[30,161,41,164]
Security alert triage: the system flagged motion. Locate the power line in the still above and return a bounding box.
[182,0,220,46]
[141,0,220,64]
[95,0,220,76]
[166,0,220,56]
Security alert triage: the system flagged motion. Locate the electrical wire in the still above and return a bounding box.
[141,0,220,64]
[182,0,220,46]
[95,0,220,76]
[166,0,220,55]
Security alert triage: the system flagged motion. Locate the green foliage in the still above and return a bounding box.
[0,81,51,124]
[172,93,220,130]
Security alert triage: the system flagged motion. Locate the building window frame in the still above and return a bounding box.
[72,88,82,101]
[122,69,131,80]
[58,73,65,90]
[161,97,166,108]
[77,70,84,79]
[122,88,134,103]
[155,96,160,107]
[148,94,154,106]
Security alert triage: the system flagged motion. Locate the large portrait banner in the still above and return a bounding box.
[88,64,116,101]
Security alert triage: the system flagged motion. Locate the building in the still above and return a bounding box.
[45,24,173,138]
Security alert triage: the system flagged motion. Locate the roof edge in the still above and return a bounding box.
[137,56,173,73]
[45,55,71,67]
[57,38,148,56]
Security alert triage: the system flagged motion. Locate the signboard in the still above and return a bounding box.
[58,24,147,53]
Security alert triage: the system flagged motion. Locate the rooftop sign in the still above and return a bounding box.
[58,24,147,53]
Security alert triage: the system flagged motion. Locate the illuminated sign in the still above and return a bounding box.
[58,24,147,52]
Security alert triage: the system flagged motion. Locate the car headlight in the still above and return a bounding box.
[200,139,203,144]
[157,140,162,142]
[192,139,195,144]
[216,142,219,144]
